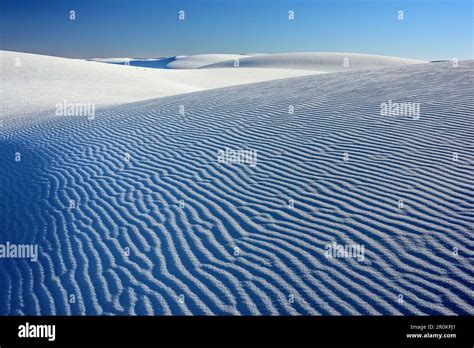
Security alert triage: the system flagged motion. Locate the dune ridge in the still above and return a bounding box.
[200,52,427,71]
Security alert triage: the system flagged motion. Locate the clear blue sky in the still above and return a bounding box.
[1,0,472,60]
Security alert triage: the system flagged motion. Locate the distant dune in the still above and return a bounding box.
[0,56,472,315]
[201,52,427,71]
[90,52,426,72]
[168,54,251,69]
[90,54,250,69]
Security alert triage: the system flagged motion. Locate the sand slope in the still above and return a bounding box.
[1,60,472,315]
[0,51,316,118]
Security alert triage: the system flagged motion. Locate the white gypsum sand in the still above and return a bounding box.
[1,51,316,119]
[3,50,470,316]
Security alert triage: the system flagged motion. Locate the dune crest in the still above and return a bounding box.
[200,52,427,71]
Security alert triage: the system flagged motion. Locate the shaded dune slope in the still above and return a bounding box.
[0,61,473,315]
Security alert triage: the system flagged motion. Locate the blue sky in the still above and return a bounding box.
[1,0,472,60]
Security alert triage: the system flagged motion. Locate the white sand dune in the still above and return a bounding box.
[1,58,472,315]
[2,51,426,121]
[90,54,250,69]
[0,51,316,118]
[89,52,426,72]
[201,52,427,72]
[167,54,250,69]
[89,57,142,63]
[88,57,172,68]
